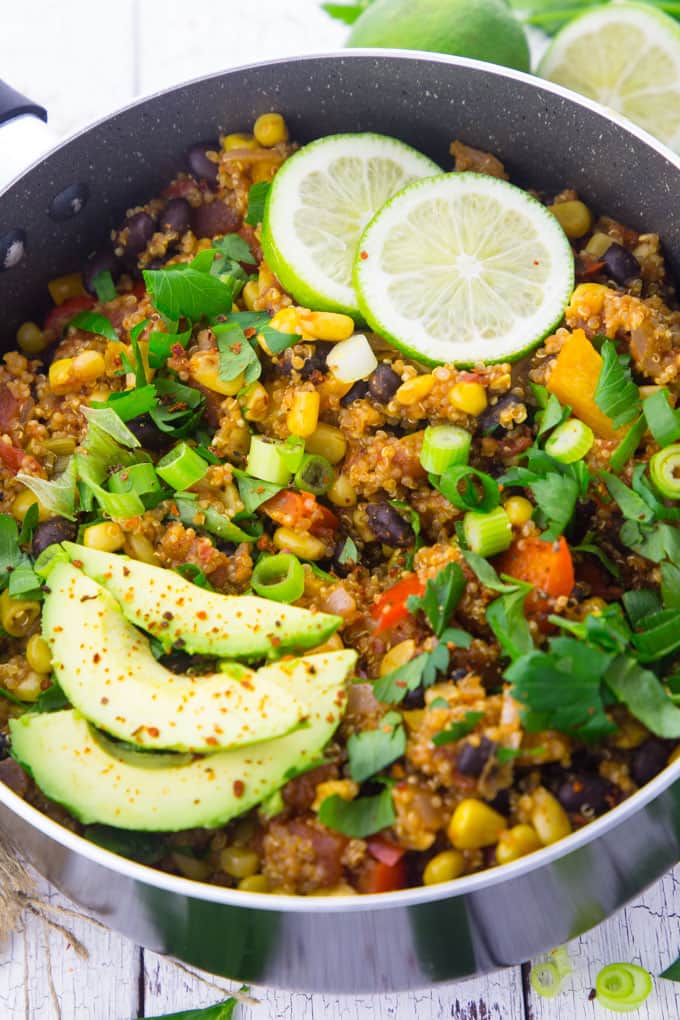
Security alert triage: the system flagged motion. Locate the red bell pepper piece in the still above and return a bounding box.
[371,574,425,634]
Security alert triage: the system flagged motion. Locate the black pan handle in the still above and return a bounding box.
[0,79,46,126]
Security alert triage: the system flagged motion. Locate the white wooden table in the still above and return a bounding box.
[1,2,680,1015]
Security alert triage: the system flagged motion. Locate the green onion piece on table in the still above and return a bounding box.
[246,435,292,485]
[463,506,512,557]
[649,443,680,499]
[108,462,161,496]
[529,960,563,998]
[595,962,653,1012]
[251,552,305,602]
[544,418,594,463]
[420,424,471,474]
[436,464,501,513]
[156,443,209,491]
[295,454,335,494]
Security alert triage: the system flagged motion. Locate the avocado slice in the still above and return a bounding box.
[62,543,340,658]
[44,562,312,753]
[9,650,355,830]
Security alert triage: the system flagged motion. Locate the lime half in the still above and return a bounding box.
[539,2,680,153]
[261,133,440,316]
[353,173,574,366]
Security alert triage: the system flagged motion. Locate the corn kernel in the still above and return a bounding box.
[219,846,260,879]
[312,779,359,812]
[611,716,648,750]
[318,374,353,404]
[380,639,416,677]
[504,495,533,526]
[221,132,258,151]
[171,853,212,882]
[423,850,465,885]
[496,824,542,865]
[240,381,270,422]
[124,533,160,566]
[449,381,488,416]
[251,160,279,184]
[25,634,52,675]
[89,388,111,404]
[530,787,572,846]
[273,526,326,561]
[189,350,244,395]
[83,522,125,552]
[327,474,357,507]
[305,423,347,464]
[287,390,320,438]
[242,280,260,310]
[549,200,592,239]
[49,358,75,395]
[48,272,85,305]
[253,112,289,148]
[16,321,47,354]
[448,799,506,850]
[73,349,106,384]
[585,232,613,258]
[300,311,355,342]
[395,374,435,405]
[567,282,609,318]
[238,874,269,893]
[11,489,49,523]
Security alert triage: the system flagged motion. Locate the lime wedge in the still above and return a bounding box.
[261,133,440,316]
[538,2,680,153]
[353,172,574,366]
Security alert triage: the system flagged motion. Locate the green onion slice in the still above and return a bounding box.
[279,435,306,473]
[436,465,501,513]
[643,388,680,447]
[295,454,335,495]
[529,961,562,998]
[420,424,471,475]
[463,506,512,557]
[156,443,209,491]
[251,552,304,602]
[246,435,291,486]
[595,963,653,1012]
[544,418,594,464]
[649,443,680,500]
[609,415,646,475]
[108,462,161,496]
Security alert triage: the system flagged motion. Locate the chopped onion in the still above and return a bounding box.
[327,333,377,384]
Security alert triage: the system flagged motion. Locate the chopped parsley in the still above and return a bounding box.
[406,560,466,638]
[347,711,406,782]
[594,339,641,428]
[143,262,236,321]
[67,310,118,341]
[487,583,534,662]
[215,321,261,384]
[91,270,117,303]
[318,786,396,839]
[0,514,32,592]
[244,181,270,226]
[432,711,484,746]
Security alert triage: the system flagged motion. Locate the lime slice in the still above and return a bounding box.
[261,133,440,316]
[353,172,574,366]
[538,2,680,153]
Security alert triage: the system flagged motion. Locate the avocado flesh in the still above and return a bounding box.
[62,543,341,658]
[44,562,311,753]
[9,650,355,830]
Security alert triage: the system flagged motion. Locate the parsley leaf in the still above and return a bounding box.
[537,392,570,438]
[0,515,30,592]
[605,654,680,738]
[67,310,118,342]
[244,181,271,226]
[213,234,253,264]
[143,265,236,321]
[91,270,117,303]
[215,322,261,384]
[259,323,301,355]
[631,609,680,662]
[336,535,359,567]
[620,520,680,564]
[601,471,654,523]
[432,711,484,746]
[373,653,429,704]
[8,563,42,600]
[661,562,680,609]
[144,995,242,1019]
[18,501,39,546]
[92,385,158,423]
[147,327,191,369]
[660,957,680,983]
[406,561,466,638]
[462,549,518,593]
[233,470,283,513]
[318,786,395,838]
[347,711,406,782]
[487,583,533,661]
[643,388,680,447]
[594,340,641,428]
[529,473,579,540]
[149,376,204,437]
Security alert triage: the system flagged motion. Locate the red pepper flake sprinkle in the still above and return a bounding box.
[360,250,368,260]
[233,780,245,798]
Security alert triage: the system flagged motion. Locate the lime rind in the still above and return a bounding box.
[261,132,441,316]
[353,172,574,367]
[538,2,680,153]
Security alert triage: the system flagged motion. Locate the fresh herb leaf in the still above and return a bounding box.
[8,564,42,600]
[128,320,149,386]
[661,562,680,609]
[318,786,395,838]
[0,515,30,592]
[149,376,205,437]
[67,310,118,342]
[537,392,570,438]
[244,181,270,226]
[337,535,359,566]
[322,0,372,24]
[390,500,422,549]
[372,653,429,704]
[348,711,406,782]
[660,957,680,983]
[175,563,214,590]
[92,385,158,422]
[605,654,680,738]
[17,460,78,521]
[173,498,258,544]
[143,995,242,1019]
[529,473,579,540]
[601,470,655,524]
[609,414,646,475]
[406,561,466,638]
[572,540,621,579]
[623,588,662,626]
[259,323,301,355]
[620,520,680,564]
[215,322,261,384]
[643,388,680,447]
[632,609,680,662]
[421,639,451,688]
[432,710,484,746]
[594,340,641,428]
[31,682,70,713]
[233,470,283,513]
[487,583,533,662]
[18,501,39,546]
[462,550,518,593]
[91,270,117,303]
[143,266,236,321]
[213,234,253,264]
[147,327,191,369]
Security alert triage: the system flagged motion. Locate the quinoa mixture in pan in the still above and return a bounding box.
[0,113,679,896]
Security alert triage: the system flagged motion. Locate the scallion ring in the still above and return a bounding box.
[246,435,292,486]
[463,506,512,557]
[437,465,500,513]
[278,435,306,473]
[420,424,472,474]
[595,963,652,1012]
[251,552,305,602]
[529,961,563,999]
[108,462,161,496]
[295,454,335,495]
[544,418,594,464]
[156,442,209,491]
[649,443,680,500]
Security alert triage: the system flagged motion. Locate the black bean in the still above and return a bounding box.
[126,413,173,453]
[631,739,669,787]
[187,142,219,184]
[602,242,640,284]
[368,363,401,403]
[457,736,495,777]
[451,668,468,681]
[31,518,77,558]
[300,342,332,380]
[124,211,155,255]
[191,200,241,239]
[82,249,121,295]
[478,393,523,436]
[341,380,370,406]
[0,732,10,761]
[365,503,413,547]
[489,788,510,817]
[160,650,195,674]
[556,774,612,816]
[566,498,596,546]
[402,686,426,709]
[160,197,192,234]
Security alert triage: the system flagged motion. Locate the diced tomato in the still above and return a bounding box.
[497,535,575,611]
[43,295,95,336]
[366,836,406,868]
[308,502,340,539]
[0,442,40,476]
[131,281,147,301]
[371,574,425,634]
[358,856,407,894]
[260,489,339,537]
